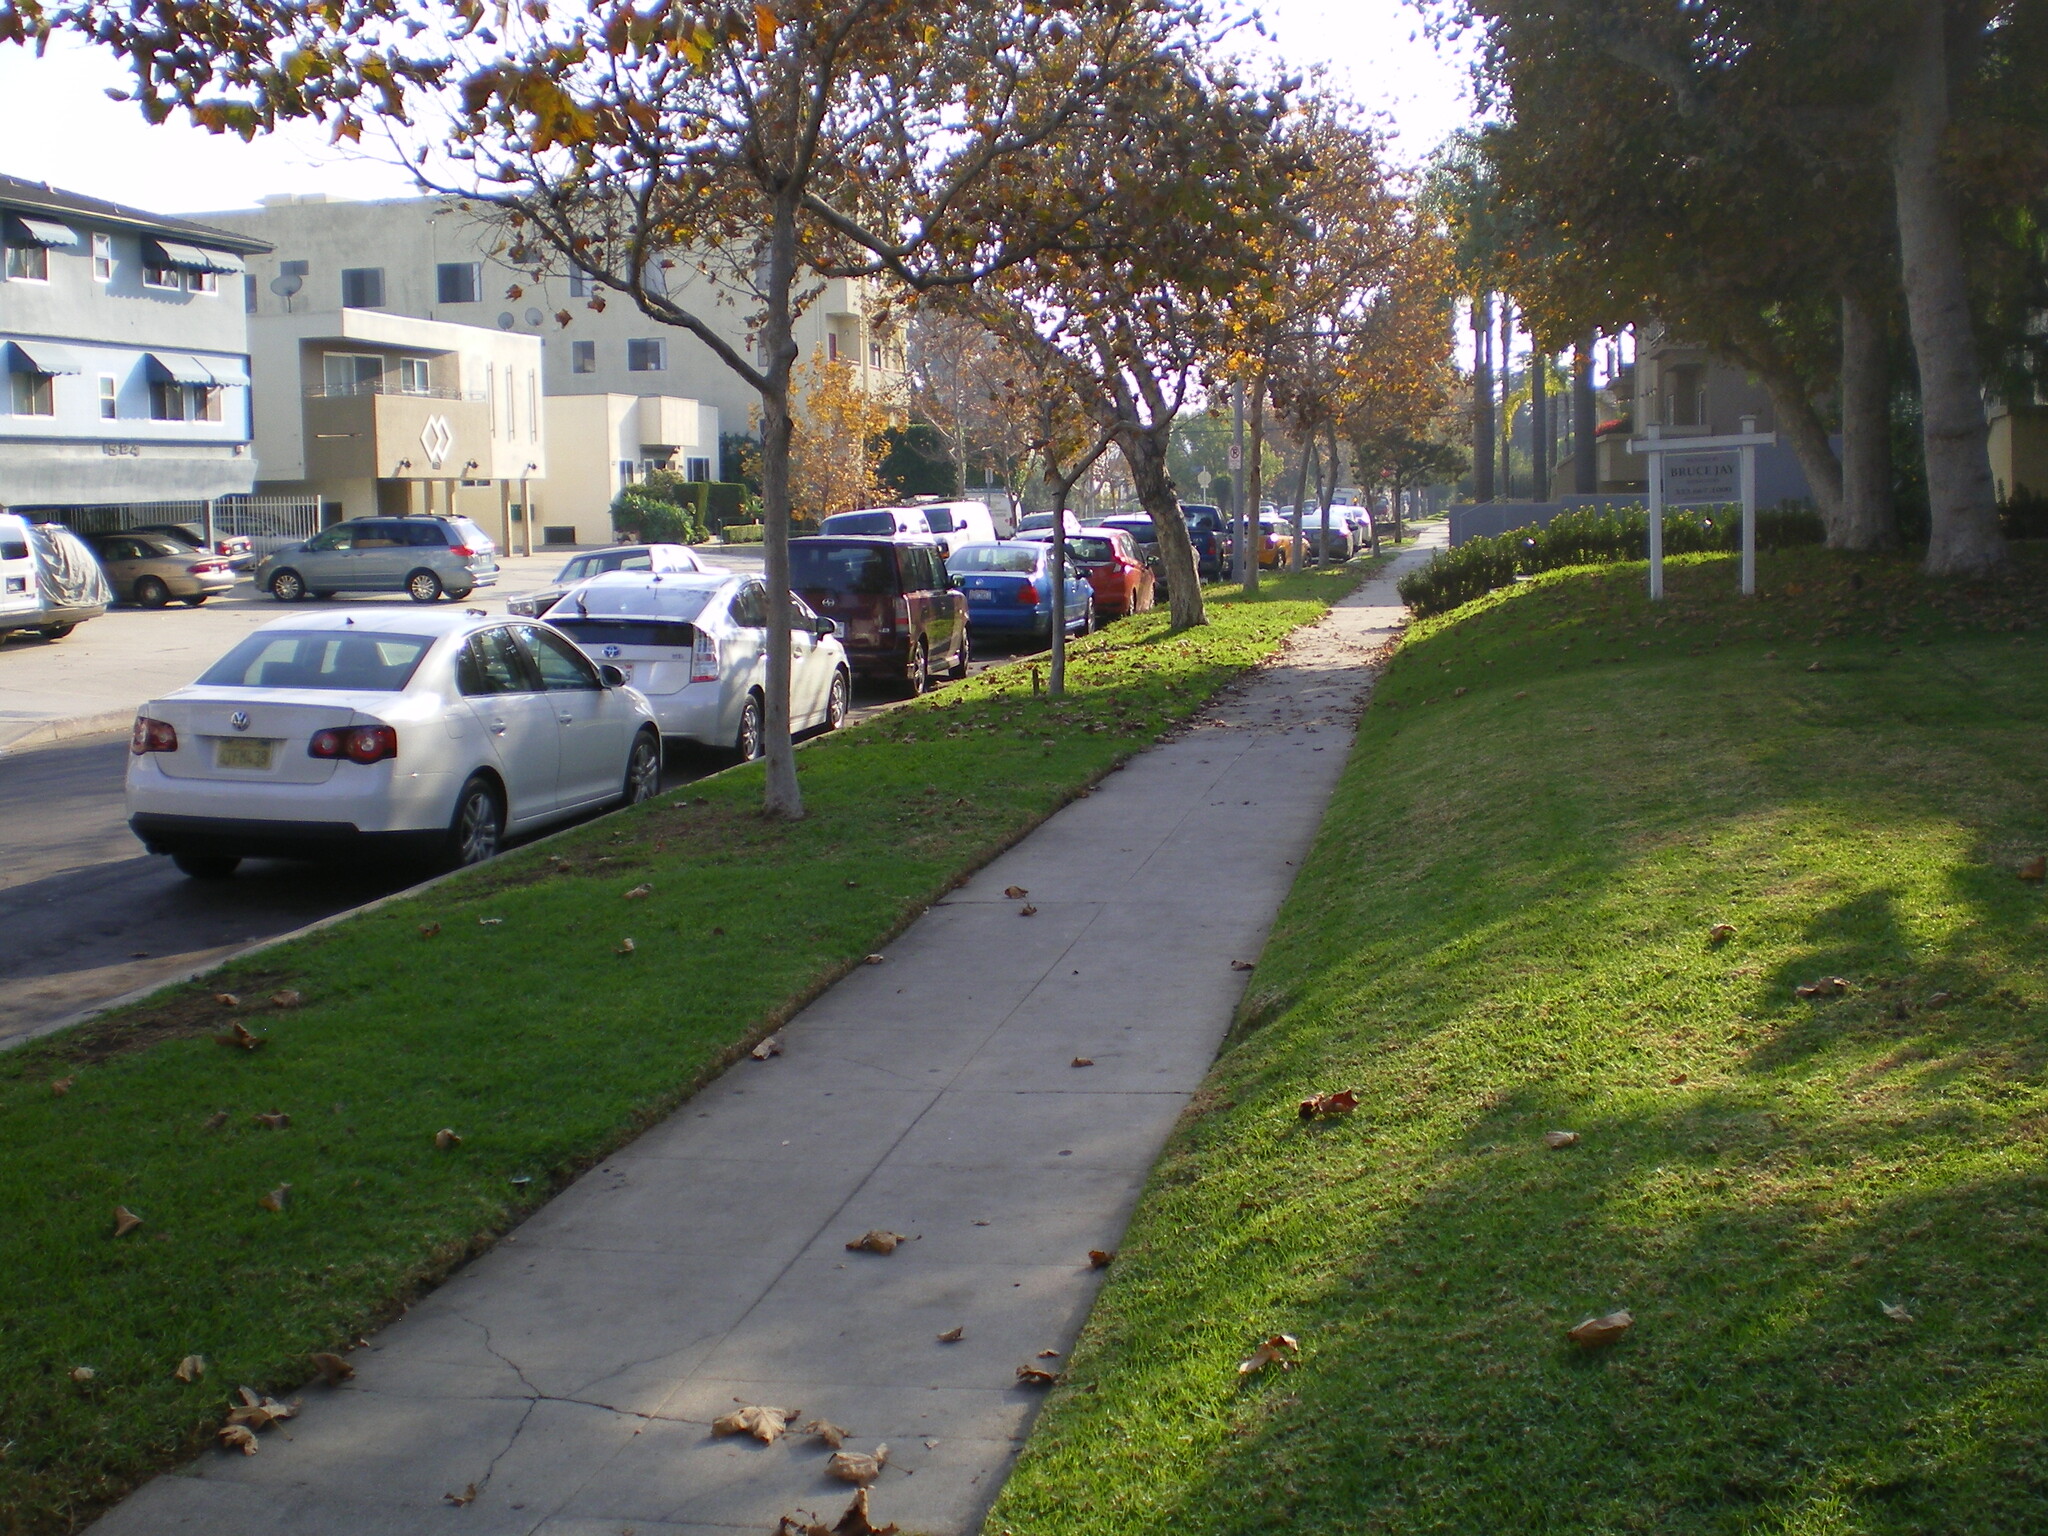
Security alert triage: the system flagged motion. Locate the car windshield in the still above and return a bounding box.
[545,617,697,648]
[198,631,435,692]
[820,511,897,536]
[948,544,1039,574]
[791,542,893,593]
[559,551,654,582]
[923,507,958,532]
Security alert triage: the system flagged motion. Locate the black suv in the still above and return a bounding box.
[1179,504,1234,580]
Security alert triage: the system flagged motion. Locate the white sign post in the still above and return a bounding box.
[1626,416,1777,600]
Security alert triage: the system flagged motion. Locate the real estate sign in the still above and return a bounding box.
[1662,451,1740,505]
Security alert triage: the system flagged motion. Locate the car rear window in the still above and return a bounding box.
[949,544,1039,573]
[1067,538,1115,562]
[404,523,451,547]
[451,518,493,549]
[1102,520,1157,543]
[820,512,898,536]
[923,507,958,533]
[199,631,434,692]
[545,618,697,648]
[791,542,893,594]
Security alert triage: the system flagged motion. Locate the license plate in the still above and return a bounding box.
[968,588,994,603]
[215,737,275,770]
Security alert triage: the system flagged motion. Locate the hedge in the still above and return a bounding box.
[1397,504,1826,618]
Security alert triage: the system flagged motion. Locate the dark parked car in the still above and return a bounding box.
[1178,504,1233,579]
[1099,515,1166,591]
[789,536,968,695]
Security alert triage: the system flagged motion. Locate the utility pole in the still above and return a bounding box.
[1472,295,1495,503]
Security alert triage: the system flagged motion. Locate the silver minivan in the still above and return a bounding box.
[257,516,500,604]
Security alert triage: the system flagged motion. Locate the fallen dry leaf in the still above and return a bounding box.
[846,1230,907,1255]
[214,993,240,1009]
[218,1423,260,1455]
[269,989,302,1010]
[782,1487,900,1536]
[478,917,503,926]
[1088,1249,1115,1269]
[1566,1310,1634,1348]
[1298,1089,1360,1119]
[1708,923,1736,944]
[201,1110,230,1132]
[1003,886,1028,899]
[1019,904,1038,917]
[1881,1299,1914,1323]
[419,923,440,939]
[227,1385,299,1430]
[1238,1334,1300,1374]
[624,883,653,900]
[172,1353,206,1383]
[712,1403,799,1444]
[615,937,636,956]
[828,1444,888,1486]
[70,1365,95,1383]
[434,1129,462,1150]
[1543,1131,1580,1150]
[751,1036,783,1061]
[445,1483,478,1507]
[1014,1365,1058,1386]
[935,1327,964,1344]
[1926,990,1954,1007]
[308,1352,354,1386]
[1230,960,1255,971]
[258,1183,292,1213]
[215,1021,265,1051]
[862,954,886,965]
[1070,1056,1094,1068]
[1794,977,1851,1000]
[1806,660,1825,673]
[113,1206,144,1238]
[2020,855,2046,882]
[804,1418,848,1449]
[1036,1349,1061,1359]
[51,1077,75,1097]
[254,1111,291,1130]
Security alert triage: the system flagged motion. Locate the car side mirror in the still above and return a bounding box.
[815,616,838,638]
[598,663,627,688]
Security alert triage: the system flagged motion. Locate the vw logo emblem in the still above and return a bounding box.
[230,711,251,732]
[601,644,623,659]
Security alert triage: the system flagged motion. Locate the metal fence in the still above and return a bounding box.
[57,496,323,557]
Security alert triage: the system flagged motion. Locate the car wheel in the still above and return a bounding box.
[184,593,211,607]
[449,587,475,602]
[39,623,76,640]
[947,631,970,680]
[269,569,306,602]
[407,569,445,603]
[446,775,504,867]
[621,730,662,805]
[172,852,240,880]
[133,576,171,609]
[825,668,850,730]
[734,692,765,762]
[1079,600,1095,635]
[905,639,929,697]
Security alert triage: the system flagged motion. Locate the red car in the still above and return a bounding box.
[1022,527,1155,620]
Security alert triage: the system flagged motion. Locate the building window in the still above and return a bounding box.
[195,386,223,422]
[571,340,596,374]
[244,273,260,313]
[869,340,882,368]
[187,268,218,294]
[5,243,48,282]
[685,456,711,482]
[397,356,431,395]
[627,338,665,372]
[825,333,839,362]
[568,270,594,298]
[149,380,188,420]
[528,370,538,443]
[10,371,54,416]
[322,353,383,396]
[92,234,113,282]
[437,261,482,304]
[341,266,386,308]
[99,375,118,420]
[143,254,181,289]
[487,364,498,434]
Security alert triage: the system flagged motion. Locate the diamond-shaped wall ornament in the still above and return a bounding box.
[420,414,454,469]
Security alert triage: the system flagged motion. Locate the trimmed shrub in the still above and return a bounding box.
[1398,503,1826,618]
[610,485,705,546]
[723,523,766,543]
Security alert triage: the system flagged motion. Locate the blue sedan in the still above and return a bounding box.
[947,542,1095,641]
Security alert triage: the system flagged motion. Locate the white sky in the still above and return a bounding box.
[0,2,1475,217]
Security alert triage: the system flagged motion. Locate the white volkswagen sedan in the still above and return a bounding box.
[542,570,850,758]
[127,609,662,878]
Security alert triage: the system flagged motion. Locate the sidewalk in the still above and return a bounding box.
[91,535,1442,1536]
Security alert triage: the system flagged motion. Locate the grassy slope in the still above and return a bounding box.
[987,548,2048,1536]
[0,567,1372,1535]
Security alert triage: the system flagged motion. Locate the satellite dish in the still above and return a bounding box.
[269,274,303,297]
[524,307,544,328]
[497,312,515,330]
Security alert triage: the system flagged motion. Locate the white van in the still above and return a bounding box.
[909,500,998,552]
[0,513,112,641]
[819,507,932,539]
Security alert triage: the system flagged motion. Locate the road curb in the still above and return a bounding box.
[0,709,135,756]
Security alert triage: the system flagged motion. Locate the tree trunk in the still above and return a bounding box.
[1746,354,1845,534]
[1324,420,1348,558]
[1532,350,1550,501]
[1891,0,2004,574]
[1290,434,1312,572]
[1122,426,1205,629]
[1245,383,1267,589]
[1499,299,1516,500]
[1839,290,1898,551]
[1573,332,1597,494]
[1049,483,1068,698]
[756,197,803,819]
[1472,295,1495,502]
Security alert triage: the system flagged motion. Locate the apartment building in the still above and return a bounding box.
[0,173,269,512]
[1619,324,1816,503]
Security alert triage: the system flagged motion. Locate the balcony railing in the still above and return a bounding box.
[307,382,484,401]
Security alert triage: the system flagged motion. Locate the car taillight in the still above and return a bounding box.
[131,716,177,754]
[1018,581,1039,604]
[187,562,224,575]
[309,725,399,764]
[691,631,720,682]
[449,545,476,557]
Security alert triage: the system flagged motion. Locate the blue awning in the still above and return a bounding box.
[145,352,217,386]
[144,238,244,274]
[203,358,251,387]
[5,340,81,375]
[4,215,74,247]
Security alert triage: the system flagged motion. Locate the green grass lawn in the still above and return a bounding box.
[0,566,1376,1535]
[987,547,2048,1536]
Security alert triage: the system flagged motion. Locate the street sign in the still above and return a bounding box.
[1226,444,1242,469]
[1661,450,1740,505]
[1627,421,1777,600]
